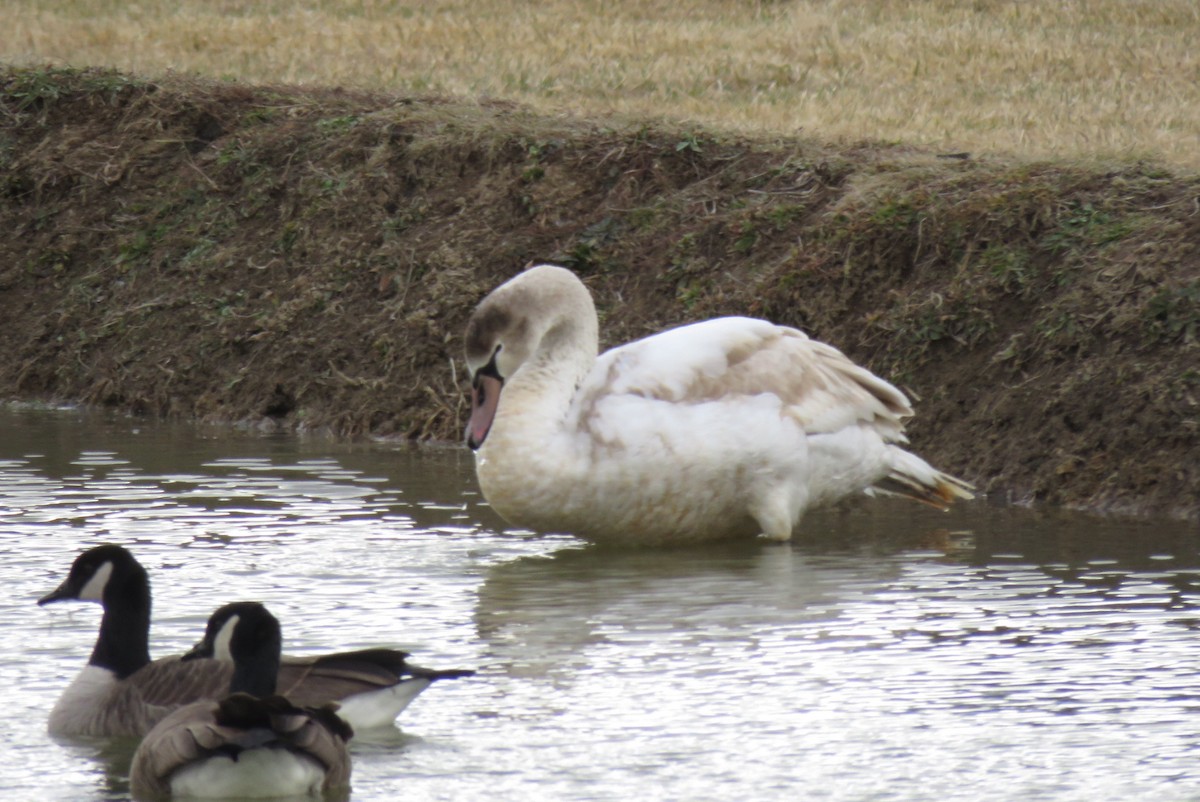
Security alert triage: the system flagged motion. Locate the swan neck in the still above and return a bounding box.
[494,316,595,447]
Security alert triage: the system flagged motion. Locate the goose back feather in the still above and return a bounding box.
[130,603,353,799]
[191,604,476,731]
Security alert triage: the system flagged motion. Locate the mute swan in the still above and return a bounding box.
[464,265,972,545]
[130,602,353,800]
[40,544,474,737]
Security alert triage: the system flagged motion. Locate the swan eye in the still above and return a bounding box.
[477,346,503,382]
[472,346,504,406]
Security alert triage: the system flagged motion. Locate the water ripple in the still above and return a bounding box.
[2,406,1199,801]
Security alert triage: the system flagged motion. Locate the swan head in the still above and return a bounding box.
[463,265,598,449]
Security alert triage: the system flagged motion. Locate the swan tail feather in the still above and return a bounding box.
[872,450,974,510]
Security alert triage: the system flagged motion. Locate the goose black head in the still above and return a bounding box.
[39,544,147,608]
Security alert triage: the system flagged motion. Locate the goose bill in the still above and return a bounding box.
[38,581,74,606]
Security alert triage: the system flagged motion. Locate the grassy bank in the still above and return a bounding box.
[4,0,1200,168]
[1,66,1198,520]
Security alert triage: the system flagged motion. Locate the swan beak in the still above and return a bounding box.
[467,373,503,450]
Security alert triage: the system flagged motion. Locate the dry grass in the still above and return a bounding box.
[5,0,1200,167]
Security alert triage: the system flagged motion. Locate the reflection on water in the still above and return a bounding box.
[2,404,1199,801]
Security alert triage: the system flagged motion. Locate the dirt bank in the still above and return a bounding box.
[1,67,1197,520]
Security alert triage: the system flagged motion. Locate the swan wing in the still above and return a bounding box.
[573,317,912,438]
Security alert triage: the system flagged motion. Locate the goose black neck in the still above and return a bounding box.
[229,649,280,698]
[90,569,151,679]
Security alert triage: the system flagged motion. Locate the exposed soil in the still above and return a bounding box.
[1,66,1197,520]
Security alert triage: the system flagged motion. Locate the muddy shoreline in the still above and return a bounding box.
[2,67,1197,520]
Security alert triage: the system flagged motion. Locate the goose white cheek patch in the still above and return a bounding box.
[212,614,240,662]
[78,561,114,601]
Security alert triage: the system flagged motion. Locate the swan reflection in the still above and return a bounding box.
[472,510,941,684]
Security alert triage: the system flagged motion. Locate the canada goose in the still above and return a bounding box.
[185,601,475,730]
[465,265,973,545]
[39,545,474,737]
[130,602,353,800]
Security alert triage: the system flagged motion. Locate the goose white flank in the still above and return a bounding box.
[464,264,972,545]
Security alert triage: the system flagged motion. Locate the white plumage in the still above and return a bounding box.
[464,264,971,545]
[147,721,330,799]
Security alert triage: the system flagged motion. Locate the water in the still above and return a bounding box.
[2,404,1199,801]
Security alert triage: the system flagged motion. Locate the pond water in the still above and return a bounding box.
[1,404,1199,801]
